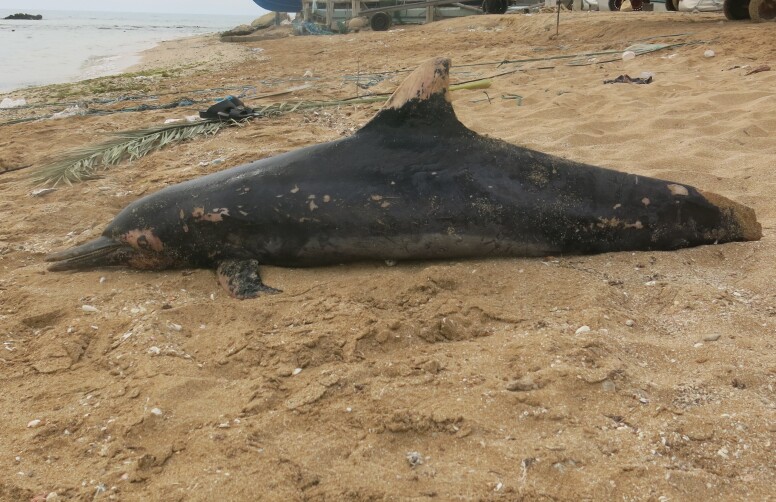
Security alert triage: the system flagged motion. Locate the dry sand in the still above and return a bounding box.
[1,12,775,501]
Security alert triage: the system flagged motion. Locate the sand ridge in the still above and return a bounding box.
[1,12,774,501]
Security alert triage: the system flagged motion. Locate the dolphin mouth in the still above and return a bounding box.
[45,236,135,271]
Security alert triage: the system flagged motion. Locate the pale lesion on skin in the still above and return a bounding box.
[191,207,230,222]
[122,229,164,252]
[595,217,644,230]
[383,57,452,110]
[120,228,174,269]
[667,184,689,196]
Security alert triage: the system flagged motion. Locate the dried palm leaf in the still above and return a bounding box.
[31,78,493,186]
[33,120,226,186]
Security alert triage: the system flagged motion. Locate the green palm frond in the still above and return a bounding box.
[33,120,226,186]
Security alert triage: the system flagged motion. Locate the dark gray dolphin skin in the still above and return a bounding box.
[46,57,762,299]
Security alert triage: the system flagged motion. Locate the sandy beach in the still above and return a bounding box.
[1,12,774,501]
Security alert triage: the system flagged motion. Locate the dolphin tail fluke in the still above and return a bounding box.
[701,190,762,242]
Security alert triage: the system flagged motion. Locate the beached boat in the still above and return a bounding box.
[252,0,519,27]
[251,0,510,13]
[252,0,303,12]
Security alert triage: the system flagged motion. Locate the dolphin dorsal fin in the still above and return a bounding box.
[383,57,452,110]
[360,57,466,132]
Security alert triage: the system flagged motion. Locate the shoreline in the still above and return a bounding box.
[0,33,237,96]
[0,8,262,95]
[0,33,259,97]
[125,33,256,75]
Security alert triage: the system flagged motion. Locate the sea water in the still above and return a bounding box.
[0,9,264,93]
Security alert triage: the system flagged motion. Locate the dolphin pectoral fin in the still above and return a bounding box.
[216,259,281,299]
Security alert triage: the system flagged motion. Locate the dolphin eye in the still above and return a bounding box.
[136,235,150,250]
